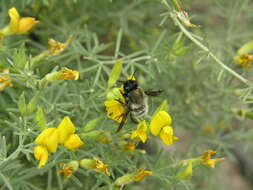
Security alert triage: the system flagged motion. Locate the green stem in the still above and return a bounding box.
[171,13,251,86]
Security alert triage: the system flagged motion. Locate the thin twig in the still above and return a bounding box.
[170,12,251,86]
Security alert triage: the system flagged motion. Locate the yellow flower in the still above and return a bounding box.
[58,67,79,80]
[202,150,216,160]
[34,145,49,168]
[39,67,79,88]
[58,164,74,178]
[234,54,253,68]
[134,168,153,181]
[150,111,172,136]
[57,116,84,150]
[159,126,179,145]
[80,157,111,176]
[131,120,148,143]
[0,68,13,91]
[114,168,152,186]
[58,161,79,178]
[201,150,225,168]
[104,99,125,123]
[64,134,84,150]
[97,135,111,143]
[35,128,59,153]
[7,7,39,34]
[94,158,111,176]
[57,116,76,144]
[48,36,73,56]
[150,111,178,145]
[122,142,136,152]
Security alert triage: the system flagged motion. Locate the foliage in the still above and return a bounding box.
[0,0,253,189]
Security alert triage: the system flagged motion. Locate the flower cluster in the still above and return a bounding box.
[34,116,84,168]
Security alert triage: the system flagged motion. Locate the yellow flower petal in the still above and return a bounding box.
[201,150,225,168]
[0,68,13,92]
[8,7,20,33]
[58,161,79,178]
[18,17,39,33]
[48,36,73,56]
[57,116,76,144]
[131,120,148,143]
[234,54,253,68]
[150,111,172,136]
[64,134,84,150]
[122,142,136,152]
[94,158,111,176]
[34,145,48,168]
[202,158,225,168]
[134,168,152,181]
[159,126,179,145]
[202,150,216,160]
[35,128,59,152]
[104,99,125,123]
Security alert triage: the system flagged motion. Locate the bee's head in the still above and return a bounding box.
[123,79,138,94]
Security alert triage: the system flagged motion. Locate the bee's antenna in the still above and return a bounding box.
[132,70,137,77]
[130,70,137,80]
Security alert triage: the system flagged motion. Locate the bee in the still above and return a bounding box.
[116,76,162,132]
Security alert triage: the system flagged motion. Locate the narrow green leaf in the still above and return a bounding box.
[177,161,193,180]
[81,130,104,140]
[27,92,40,114]
[107,60,123,88]
[114,29,123,59]
[18,92,27,116]
[36,106,47,129]
[0,172,13,190]
[153,100,169,117]
[82,117,103,132]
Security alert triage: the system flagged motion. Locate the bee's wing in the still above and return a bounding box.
[116,108,130,133]
[144,89,163,96]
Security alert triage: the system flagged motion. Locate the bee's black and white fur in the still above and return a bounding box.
[126,87,148,119]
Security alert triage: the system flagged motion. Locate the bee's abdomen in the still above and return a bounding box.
[130,104,148,118]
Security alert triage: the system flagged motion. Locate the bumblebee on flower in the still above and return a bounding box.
[104,74,162,133]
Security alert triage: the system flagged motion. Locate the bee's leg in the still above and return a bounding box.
[115,99,125,105]
[130,114,139,124]
[144,89,163,96]
[116,108,130,133]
